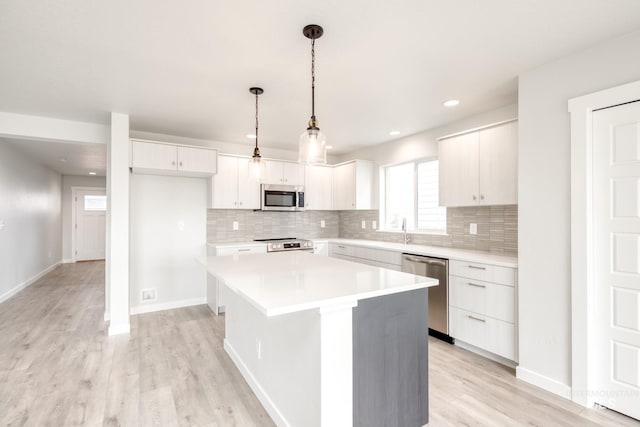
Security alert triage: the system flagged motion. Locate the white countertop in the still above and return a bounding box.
[208,238,518,268]
[327,238,518,268]
[198,251,438,317]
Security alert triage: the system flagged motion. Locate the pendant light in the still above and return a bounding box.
[298,24,327,164]
[248,87,266,180]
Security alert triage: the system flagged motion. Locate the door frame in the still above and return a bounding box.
[568,79,640,407]
[71,186,107,263]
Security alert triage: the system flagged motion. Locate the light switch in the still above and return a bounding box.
[320,220,326,228]
[470,223,477,235]
[232,221,239,231]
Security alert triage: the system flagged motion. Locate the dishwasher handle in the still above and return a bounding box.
[402,255,447,268]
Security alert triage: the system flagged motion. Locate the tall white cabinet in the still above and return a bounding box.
[208,154,260,209]
[304,165,333,210]
[439,120,517,207]
[332,160,378,210]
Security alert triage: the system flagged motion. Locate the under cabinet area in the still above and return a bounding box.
[438,120,517,207]
[130,139,217,176]
[208,154,260,209]
[448,259,517,362]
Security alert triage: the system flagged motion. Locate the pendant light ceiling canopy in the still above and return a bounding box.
[248,86,266,180]
[298,24,327,165]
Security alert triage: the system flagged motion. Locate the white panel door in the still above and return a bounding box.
[593,101,640,420]
[131,140,177,171]
[305,165,333,210]
[479,121,518,205]
[282,161,305,186]
[263,160,284,184]
[438,132,480,207]
[211,155,239,208]
[75,189,106,261]
[177,146,217,174]
[333,162,356,210]
[237,157,261,209]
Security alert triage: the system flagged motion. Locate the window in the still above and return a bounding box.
[84,195,107,211]
[380,159,446,233]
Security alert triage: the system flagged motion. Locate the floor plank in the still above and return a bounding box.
[0,261,637,426]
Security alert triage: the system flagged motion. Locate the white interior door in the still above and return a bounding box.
[75,189,107,261]
[593,101,640,420]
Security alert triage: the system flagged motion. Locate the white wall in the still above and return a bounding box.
[337,104,517,165]
[129,174,207,313]
[0,141,61,302]
[518,29,640,393]
[61,175,106,262]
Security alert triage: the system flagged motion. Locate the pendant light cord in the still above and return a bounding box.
[255,91,259,150]
[311,38,316,119]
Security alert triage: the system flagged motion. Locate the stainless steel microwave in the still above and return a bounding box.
[261,184,305,211]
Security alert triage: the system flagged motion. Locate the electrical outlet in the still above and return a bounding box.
[256,339,262,360]
[232,221,239,231]
[372,220,377,230]
[470,223,477,235]
[141,288,157,302]
[320,220,325,228]
[361,220,366,229]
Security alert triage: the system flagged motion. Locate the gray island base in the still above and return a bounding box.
[198,252,435,426]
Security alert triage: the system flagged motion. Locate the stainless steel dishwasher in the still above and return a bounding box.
[401,254,453,343]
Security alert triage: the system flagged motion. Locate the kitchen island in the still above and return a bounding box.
[198,251,438,427]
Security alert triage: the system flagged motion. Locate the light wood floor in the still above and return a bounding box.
[0,261,638,426]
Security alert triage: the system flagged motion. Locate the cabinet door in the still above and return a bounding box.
[210,155,239,208]
[479,121,517,205]
[177,146,217,175]
[237,157,261,209]
[131,141,177,171]
[305,165,333,210]
[438,132,480,207]
[282,162,305,185]
[263,160,284,184]
[333,162,357,210]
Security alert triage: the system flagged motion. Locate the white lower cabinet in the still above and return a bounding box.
[312,241,329,256]
[448,259,517,362]
[329,243,402,270]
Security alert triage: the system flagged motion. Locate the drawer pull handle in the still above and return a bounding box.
[338,245,346,249]
[468,265,486,270]
[238,248,251,252]
[467,282,486,288]
[468,315,486,323]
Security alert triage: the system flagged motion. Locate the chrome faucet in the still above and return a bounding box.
[401,217,411,245]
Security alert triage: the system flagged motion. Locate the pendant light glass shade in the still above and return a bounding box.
[298,127,327,163]
[248,87,266,180]
[298,24,327,165]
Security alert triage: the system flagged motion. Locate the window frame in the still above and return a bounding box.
[379,157,447,235]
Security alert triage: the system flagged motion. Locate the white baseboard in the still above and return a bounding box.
[224,340,289,427]
[108,322,131,336]
[130,297,206,315]
[516,366,572,400]
[62,258,75,264]
[0,261,61,304]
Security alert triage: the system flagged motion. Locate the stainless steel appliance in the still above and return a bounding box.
[401,253,453,343]
[254,237,313,252]
[261,184,305,212]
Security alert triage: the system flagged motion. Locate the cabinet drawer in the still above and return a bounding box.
[449,276,515,323]
[450,260,516,287]
[450,306,515,360]
[215,245,267,256]
[330,243,356,257]
[355,247,402,266]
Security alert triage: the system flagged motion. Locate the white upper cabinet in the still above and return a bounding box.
[305,165,333,210]
[263,160,305,186]
[130,139,217,177]
[332,160,378,210]
[208,154,260,209]
[439,120,517,207]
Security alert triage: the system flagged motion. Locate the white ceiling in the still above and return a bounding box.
[2,0,640,165]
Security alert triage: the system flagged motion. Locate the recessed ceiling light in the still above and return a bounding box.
[246,134,256,139]
[389,131,401,136]
[89,172,96,175]
[59,157,67,162]
[443,99,460,107]
[326,145,333,149]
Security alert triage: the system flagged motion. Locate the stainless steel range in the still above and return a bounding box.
[254,237,314,252]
